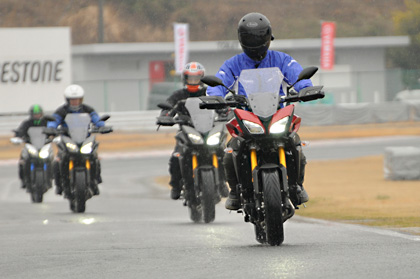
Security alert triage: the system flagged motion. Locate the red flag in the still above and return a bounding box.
[321,22,336,70]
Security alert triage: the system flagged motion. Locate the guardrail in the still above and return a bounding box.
[0,110,175,136]
[1,102,419,136]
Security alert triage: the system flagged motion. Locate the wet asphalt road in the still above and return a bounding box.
[1,136,420,279]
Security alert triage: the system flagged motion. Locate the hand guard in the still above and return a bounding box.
[43,127,57,136]
[98,126,113,134]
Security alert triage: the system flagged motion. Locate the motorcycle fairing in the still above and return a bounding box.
[181,125,204,146]
[27,127,47,149]
[184,97,215,134]
[268,105,294,135]
[226,117,242,137]
[238,67,284,118]
[64,113,91,145]
[234,109,266,135]
[291,115,302,133]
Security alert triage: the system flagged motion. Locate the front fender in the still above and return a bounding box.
[252,163,288,194]
[193,166,217,193]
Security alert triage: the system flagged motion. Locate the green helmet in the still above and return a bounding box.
[29,104,43,124]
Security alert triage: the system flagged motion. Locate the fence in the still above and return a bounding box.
[1,101,419,136]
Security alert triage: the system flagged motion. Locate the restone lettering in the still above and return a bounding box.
[0,60,63,83]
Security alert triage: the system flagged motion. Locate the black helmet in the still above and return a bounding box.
[238,12,273,61]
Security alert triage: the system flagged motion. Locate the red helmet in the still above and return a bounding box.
[183,62,205,93]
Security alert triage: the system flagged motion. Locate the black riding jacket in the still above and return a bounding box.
[15,118,48,143]
[160,87,207,117]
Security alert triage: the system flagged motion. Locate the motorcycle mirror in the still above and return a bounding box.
[10,137,23,145]
[201,76,235,94]
[157,102,173,111]
[100,114,110,122]
[289,66,319,89]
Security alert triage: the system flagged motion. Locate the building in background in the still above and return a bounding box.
[0,27,71,114]
[71,36,410,112]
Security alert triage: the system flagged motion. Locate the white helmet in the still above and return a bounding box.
[64,84,84,111]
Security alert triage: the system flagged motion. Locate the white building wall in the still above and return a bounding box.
[72,36,409,112]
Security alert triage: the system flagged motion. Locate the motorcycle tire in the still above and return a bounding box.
[200,169,216,223]
[72,171,87,213]
[261,169,284,246]
[31,171,44,203]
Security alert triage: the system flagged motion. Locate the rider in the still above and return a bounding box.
[206,12,312,210]
[47,84,105,197]
[160,62,228,200]
[15,105,48,188]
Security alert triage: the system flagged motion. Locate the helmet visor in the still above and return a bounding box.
[239,30,271,48]
[186,75,202,85]
[32,113,43,120]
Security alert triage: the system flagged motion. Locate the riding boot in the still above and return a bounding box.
[169,176,181,200]
[225,188,240,210]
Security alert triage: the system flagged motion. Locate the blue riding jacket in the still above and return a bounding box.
[206,50,313,100]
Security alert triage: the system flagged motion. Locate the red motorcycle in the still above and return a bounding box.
[200,67,324,245]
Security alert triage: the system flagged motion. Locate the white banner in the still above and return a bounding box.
[174,23,189,75]
[0,27,71,113]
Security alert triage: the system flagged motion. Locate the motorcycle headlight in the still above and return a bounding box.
[243,120,265,134]
[80,142,93,154]
[188,133,204,144]
[66,142,79,152]
[26,144,38,157]
[39,144,51,159]
[207,132,221,146]
[269,117,290,134]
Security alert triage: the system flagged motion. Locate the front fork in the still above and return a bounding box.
[191,152,220,197]
[191,152,219,176]
[249,145,288,216]
[68,158,91,185]
[249,146,287,175]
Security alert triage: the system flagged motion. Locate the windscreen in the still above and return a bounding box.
[27,127,47,149]
[64,113,91,144]
[184,97,215,134]
[238,67,284,118]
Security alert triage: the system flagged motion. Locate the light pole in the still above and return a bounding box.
[98,0,104,43]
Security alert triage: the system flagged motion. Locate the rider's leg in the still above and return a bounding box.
[169,144,182,200]
[53,156,62,195]
[217,149,229,197]
[224,151,241,210]
[89,157,100,195]
[18,156,26,189]
[293,133,309,204]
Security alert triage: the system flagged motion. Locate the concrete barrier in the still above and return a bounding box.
[384,146,420,180]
